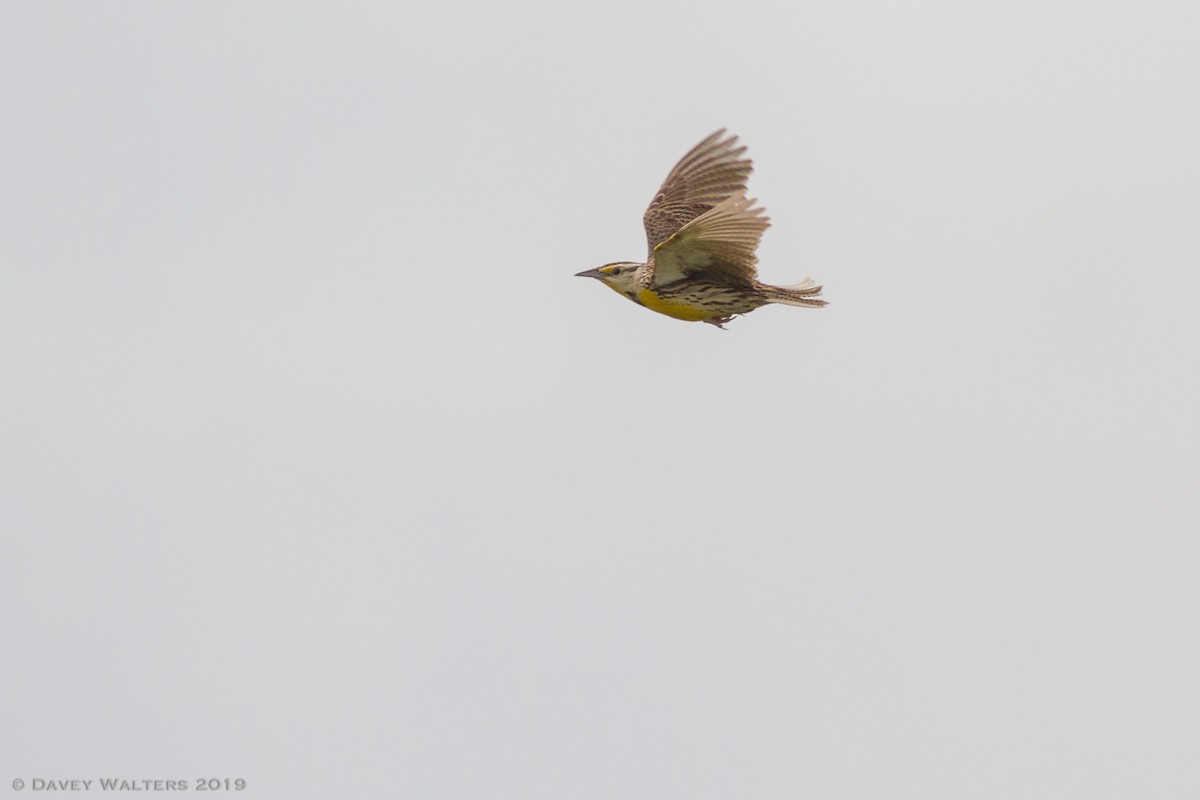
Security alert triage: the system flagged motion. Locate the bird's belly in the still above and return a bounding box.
[635,288,712,321]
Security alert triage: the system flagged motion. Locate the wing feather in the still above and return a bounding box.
[650,194,770,287]
[642,130,753,254]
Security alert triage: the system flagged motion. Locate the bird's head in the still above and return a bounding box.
[575,262,642,294]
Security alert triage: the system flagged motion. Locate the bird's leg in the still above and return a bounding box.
[704,315,735,329]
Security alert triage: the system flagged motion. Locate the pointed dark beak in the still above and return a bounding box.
[575,268,605,280]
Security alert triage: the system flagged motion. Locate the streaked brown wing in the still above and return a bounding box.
[649,194,770,287]
[642,130,753,256]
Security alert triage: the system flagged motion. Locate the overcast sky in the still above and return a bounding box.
[3,1,1198,798]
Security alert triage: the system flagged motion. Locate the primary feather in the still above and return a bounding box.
[642,129,752,253]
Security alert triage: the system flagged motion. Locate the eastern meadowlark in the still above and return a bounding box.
[576,130,827,328]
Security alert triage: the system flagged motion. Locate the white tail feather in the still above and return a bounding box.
[780,277,817,291]
[760,279,827,308]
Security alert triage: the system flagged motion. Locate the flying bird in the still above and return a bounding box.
[576,130,826,328]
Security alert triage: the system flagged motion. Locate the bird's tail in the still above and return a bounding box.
[758,278,827,308]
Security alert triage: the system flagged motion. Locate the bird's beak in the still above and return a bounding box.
[575,268,605,280]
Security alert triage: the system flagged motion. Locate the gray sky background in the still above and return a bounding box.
[3,1,1198,797]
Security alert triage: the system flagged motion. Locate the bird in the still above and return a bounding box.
[575,129,826,328]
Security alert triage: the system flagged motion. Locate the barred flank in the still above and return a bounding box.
[656,279,827,314]
[655,281,768,316]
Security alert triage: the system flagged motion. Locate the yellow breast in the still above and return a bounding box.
[635,288,711,321]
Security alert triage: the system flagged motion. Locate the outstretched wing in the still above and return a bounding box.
[649,194,770,287]
[642,130,753,255]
